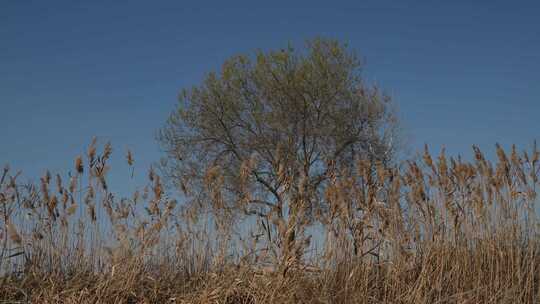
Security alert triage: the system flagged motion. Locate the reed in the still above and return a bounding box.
[0,140,538,303]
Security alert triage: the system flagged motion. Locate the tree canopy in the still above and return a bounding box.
[158,38,398,234]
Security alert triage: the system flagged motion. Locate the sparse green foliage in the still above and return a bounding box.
[158,38,399,265]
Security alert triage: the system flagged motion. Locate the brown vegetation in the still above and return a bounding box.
[0,140,538,303]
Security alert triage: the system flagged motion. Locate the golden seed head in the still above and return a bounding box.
[103,142,113,160]
[75,156,84,174]
[88,137,97,166]
[126,149,134,166]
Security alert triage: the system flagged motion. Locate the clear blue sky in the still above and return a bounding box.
[2,1,539,193]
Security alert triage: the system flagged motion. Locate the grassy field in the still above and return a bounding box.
[0,140,538,303]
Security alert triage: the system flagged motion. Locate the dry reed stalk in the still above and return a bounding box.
[0,141,538,303]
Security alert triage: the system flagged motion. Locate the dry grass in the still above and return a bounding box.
[0,141,538,303]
